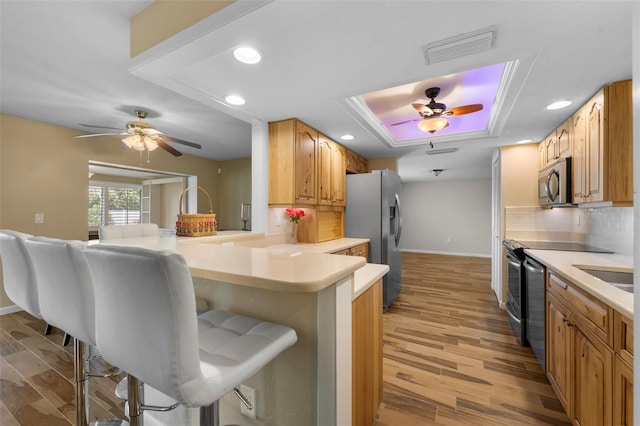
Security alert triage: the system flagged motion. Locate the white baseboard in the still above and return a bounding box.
[0,305,23,316]
[400,248,491,259]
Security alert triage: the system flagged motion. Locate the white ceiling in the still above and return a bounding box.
[0,1,633,183]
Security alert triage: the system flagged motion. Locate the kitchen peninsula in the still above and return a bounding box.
[90,232,388,426]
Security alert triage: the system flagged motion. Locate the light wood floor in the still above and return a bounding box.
[374,252,570,425]
[0,252,570,425]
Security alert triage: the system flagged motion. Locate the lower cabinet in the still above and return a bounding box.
[352,279,383,426]
[614,312,634,425]
[334,243,369,261]
[546,293,571,415]
[546,273,616,426]
[573,321,612,426]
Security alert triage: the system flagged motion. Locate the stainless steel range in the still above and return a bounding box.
[502,239,613,369]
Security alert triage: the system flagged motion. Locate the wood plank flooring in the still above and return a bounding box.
[0,251,570,425]
[0,312,125,425]
[374,252,570,425]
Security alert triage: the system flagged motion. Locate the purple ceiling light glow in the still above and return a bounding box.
[362,63,505,142]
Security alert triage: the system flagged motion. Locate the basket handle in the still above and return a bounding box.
[178,186,213,215]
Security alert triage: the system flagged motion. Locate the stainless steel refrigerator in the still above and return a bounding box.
[345,169,402,309]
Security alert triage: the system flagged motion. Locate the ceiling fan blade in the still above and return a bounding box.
[156,140,183,157]
[390,118,420,127]
[158,134,202,149]
[411,103,426,112]
[73,132,126,138]
[443,104,484,116]
[79,123,125,131]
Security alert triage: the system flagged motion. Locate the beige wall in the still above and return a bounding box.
[0,113,221,308]
[367,157,397,172]
[499,143,540,302]
[216,157,251,230]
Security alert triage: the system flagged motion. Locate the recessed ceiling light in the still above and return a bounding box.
[225,94,245,106]
[233,46,262,64]
[341,134,355,141]
[516,139,533,144]
[546,100,571,110]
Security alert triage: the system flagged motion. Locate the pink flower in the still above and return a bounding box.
[285,208,305,224]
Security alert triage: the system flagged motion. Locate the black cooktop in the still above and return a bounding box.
[503,239,613,254]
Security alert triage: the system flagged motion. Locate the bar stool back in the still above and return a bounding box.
[24,236,125,426]
[84,244,298,426]
[0,230,51,335]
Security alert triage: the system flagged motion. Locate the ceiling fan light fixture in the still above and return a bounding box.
[143,135,159,151]
[418,116,448,133]
[233,46,262,64]
[122,134,145,151]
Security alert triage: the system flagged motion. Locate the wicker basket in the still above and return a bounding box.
[175,186,217,237]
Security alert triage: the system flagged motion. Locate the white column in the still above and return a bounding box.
[251,118,268,233]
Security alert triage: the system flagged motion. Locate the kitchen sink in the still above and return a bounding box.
[575,266,634,293]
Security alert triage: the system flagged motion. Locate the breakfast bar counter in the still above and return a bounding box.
[90,233,381,426]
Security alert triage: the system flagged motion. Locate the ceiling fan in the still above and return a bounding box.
[73,109,202,157]
[391,87,484,133]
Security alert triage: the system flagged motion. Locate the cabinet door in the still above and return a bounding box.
[295,121,318,204]
[545,134,558,164]
[573,322,612,426]
[539,142,547,169]
[557,119,571,159]
[585,92,604,203]
[330,142,346,206]
[613,356,633,426]
[572,106,587,202]
[547,293,572,415]
[318,135,332,205]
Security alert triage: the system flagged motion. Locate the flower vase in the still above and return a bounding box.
[288,222,298,244]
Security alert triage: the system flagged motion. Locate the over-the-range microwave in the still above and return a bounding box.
[538,157,572,207]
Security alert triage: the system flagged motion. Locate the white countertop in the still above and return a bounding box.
[91,233,379,295]
[524,249,633,319]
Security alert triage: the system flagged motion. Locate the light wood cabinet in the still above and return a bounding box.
[318,135,346,206]
[572,105,588,201]
[614,312,634,425]
[614,355,634,426]
[545,133,558,164]
[547,292,572,416]
[269,118,318,205]
[572,80,633,205]
[296,205,344,243]
[334,242,369,261]
[556,119,571,159]
[546,272,614,426]
[573,320,613,426]
[352,278,383,426]
[346,148,368,174]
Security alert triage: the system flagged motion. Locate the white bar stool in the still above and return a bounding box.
[0,230,56,338]
[24,236,127,426]
[84,244,298,426]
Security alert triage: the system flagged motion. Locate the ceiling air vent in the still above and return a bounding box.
[426,148,458,155]
[422,25,498,65]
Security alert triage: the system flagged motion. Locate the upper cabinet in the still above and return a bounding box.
[318,135,346,206]
[269,118,318,205]
[346,148,368,174]
[572,80,632,206]
[540,117,572,168]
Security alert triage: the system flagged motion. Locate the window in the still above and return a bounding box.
[88,182,141,229]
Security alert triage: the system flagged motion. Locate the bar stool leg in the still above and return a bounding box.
[75,339,89,426]
[127,375,144,426]
[199,402,218,426]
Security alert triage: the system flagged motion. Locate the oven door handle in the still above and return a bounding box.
[524,259,545,274]
[506,304,521,325]
[506,257,522,269]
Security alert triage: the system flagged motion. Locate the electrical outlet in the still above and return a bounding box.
[240,384,256,419]
[34,213,44,224]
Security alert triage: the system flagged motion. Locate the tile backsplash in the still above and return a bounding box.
[505,206,633,255]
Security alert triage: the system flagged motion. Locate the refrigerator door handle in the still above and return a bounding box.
[394,193,402,247]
